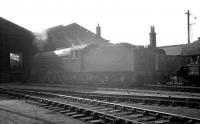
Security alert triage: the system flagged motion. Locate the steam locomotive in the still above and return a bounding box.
[27,43,163,87]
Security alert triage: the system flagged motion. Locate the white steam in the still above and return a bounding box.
[54,44,88,56]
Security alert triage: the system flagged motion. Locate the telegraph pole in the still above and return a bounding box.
[185,10,190,44]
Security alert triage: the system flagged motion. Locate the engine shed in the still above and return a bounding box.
[0,17,37,82]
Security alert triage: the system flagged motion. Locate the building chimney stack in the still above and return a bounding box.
[149,26,156,48]
[96,24,101,38]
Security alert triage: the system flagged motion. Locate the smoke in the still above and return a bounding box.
[33,30,48,51]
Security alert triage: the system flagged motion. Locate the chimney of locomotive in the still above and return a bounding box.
[96,23,101,38]
[149,26,157,48]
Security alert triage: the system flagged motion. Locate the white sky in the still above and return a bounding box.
[0,0,200,46]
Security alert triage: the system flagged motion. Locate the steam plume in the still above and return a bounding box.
[54,44,88,56]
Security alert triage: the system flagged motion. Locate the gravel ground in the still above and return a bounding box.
[0,110,45,124]
[0,98,87,124]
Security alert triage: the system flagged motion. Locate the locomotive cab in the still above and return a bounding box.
[177,64,200,86]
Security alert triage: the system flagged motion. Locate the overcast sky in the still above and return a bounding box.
[0,0,200,46]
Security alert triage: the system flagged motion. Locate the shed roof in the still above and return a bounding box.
[182,38,200,56]
[0,17,33,36]
[0,17,37,53]
[159,44,185,55]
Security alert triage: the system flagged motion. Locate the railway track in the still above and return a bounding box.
[0,88,200,124]
[13,88,200,109]
[55,92,200,109]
